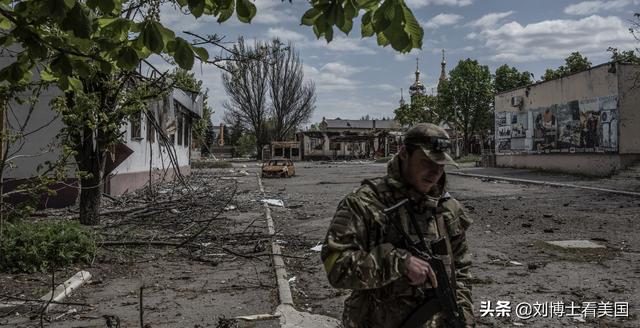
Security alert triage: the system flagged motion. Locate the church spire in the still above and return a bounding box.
[439,49,447,82]
[399,88,405,106]
[409,57,426,97]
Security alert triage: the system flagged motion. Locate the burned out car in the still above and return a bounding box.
[261,159,296,178]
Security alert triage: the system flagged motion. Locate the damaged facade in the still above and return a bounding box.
[493,61,640,176]
[298,118,403,160]
[2,83,203,207]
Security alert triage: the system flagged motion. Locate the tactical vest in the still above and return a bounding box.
[361,177,457,281]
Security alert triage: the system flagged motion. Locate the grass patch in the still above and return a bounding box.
[456,154,480,163]
[0,220,96,273]
[191,160,232,169]
[375,156,392,163]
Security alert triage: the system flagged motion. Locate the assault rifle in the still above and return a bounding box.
[382,199,466,328]
[399,240,466,328]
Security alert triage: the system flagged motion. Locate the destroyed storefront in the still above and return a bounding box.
[299,130,401,160]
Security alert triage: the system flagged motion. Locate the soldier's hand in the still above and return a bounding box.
[405,255,437,288]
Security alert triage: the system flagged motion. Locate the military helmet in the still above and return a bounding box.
[404,123,459,168]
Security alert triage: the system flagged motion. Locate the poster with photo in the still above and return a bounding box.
[511,113,527,138]
[599,96,618,150]
[532,106,558,151]
[495,112,511,153]
[557,101,581,149]
[497,139,511,152]
[579,98,601,149]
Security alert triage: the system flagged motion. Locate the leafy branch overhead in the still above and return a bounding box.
[0,0,423,90]
[302,0,423,52]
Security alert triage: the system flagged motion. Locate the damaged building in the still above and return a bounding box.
[2,83,203,207]
[493,61,640,176]
[297,118,403,160]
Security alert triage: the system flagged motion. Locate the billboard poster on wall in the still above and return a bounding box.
[557,101,581,149]
[511,113,527,138]
[598,96,618,151]
[579,98,600,150]
[495,95,618,155]
[532,105,558,152]
[495,112,511,152]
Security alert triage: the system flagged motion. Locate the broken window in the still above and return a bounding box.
[177,113,183,146]
[130,111,142,140]
[183,116,190,147]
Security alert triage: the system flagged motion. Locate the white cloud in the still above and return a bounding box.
[265,27,307,42]
[252,0,299,24]
[468,11,514,28]
[473,15,637,62]
[424,13,463,29]
[564,0,639,15]
[311,36,378,55]
[321,62,364,76]
[405,0,473,9]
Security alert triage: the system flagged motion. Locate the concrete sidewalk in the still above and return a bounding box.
[449,166,640,194]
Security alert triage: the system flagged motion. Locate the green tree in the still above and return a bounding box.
[0,0,424,225]
[234,133,257,157]
[494,64,533,93]
[393,93,440,126]
[608,47,640,64]
[438,59,493,154]
[542,52,592,81]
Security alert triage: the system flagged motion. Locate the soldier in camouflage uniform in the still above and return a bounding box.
[321,123,475,327]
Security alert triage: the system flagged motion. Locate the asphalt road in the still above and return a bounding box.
[262,161,640,327]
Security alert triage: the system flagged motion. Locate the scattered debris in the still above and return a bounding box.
[543,228,554,233]
[509,261,523,266]
[543,214,553,218]
[224,205,237,211]
[310,244,323,252]
[521,223,532,228]
[288,276,297,283]
[262,199,285,207]
[545,240,605,249]
[235,313,280,321]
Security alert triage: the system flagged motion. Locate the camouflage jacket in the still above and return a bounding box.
[321,156,475,327]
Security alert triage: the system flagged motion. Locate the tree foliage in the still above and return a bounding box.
[222,38,270,157]
[223,39,316,156]
[541,52,592,81]
[438,59,493,154]
[608,47,640,64]
[494,64,533,93]
[393,93,440,126]
[268,40,316,141]
[301,0,423,52]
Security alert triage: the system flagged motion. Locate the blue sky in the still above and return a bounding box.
[158,0,639,125]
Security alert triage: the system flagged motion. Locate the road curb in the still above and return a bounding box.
[256,174,340,328]
[256,173,294,305]
[448,171,640,197]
